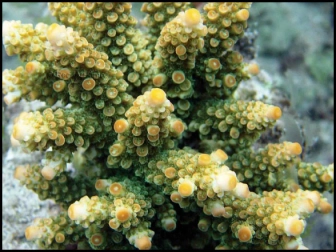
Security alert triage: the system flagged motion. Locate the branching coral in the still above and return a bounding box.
[2,2,333,250]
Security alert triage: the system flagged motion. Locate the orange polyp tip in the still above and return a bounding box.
[164,167,176,179]
[185,8,201,26]
[25,226,41,241]
[95,59,105,70]
[57,68,72,80]
[170,120,184,134]
[236,9,249,21]
[114,119,129,134]
[109,182,124,196]
[41,166,56,180]
[248,63,260,75]
[115,207,132,222]
[219,172,237,191]
[10,133,21,147]
[172,70,186,84]
[148,88,167,106]
[109,143,125,157]
[198,154,211,166]
[286,219,304,236]
[55,134,65,146]
[135,236,152,250]
[48,130,58,140]
[90,233,104,246]
[147,125,160,136]
[300,199,315,214]
[95,179,108,191]
[47,23,61,40]
[176,45,187,56]
[178,180,195,197]
[320,173,332,183]
[211,149,228,163]
[288,142,302,156]
[106,87,118,99]
[14,165,26,180]
[223,74,236,88]
[170,191,182,203]
[25,61,39,73]
[68,201,88,221]
[318,200,332,214]
[305,190,321,205]
[48,23,59,31]
[153,73,167,87]
[82,78,96,91]
[109,219,120,229]
[132,203,141,213]
[68,204,76,220]
[53,80,66,92]
[237,226,252,242]
[12,124,23,141]
[208,58,221,71]
[265,106,282,120]
[162,218,176,232]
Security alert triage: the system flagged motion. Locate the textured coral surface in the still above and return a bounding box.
[2,2,334,250]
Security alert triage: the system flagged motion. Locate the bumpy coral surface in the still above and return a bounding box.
[2,2,334,250]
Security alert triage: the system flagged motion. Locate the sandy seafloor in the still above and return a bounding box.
[2,2,334,250]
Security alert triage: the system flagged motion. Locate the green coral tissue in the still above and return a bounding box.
[2,2,334,250]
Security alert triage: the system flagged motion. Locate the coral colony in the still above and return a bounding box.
[2,2,333,250]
